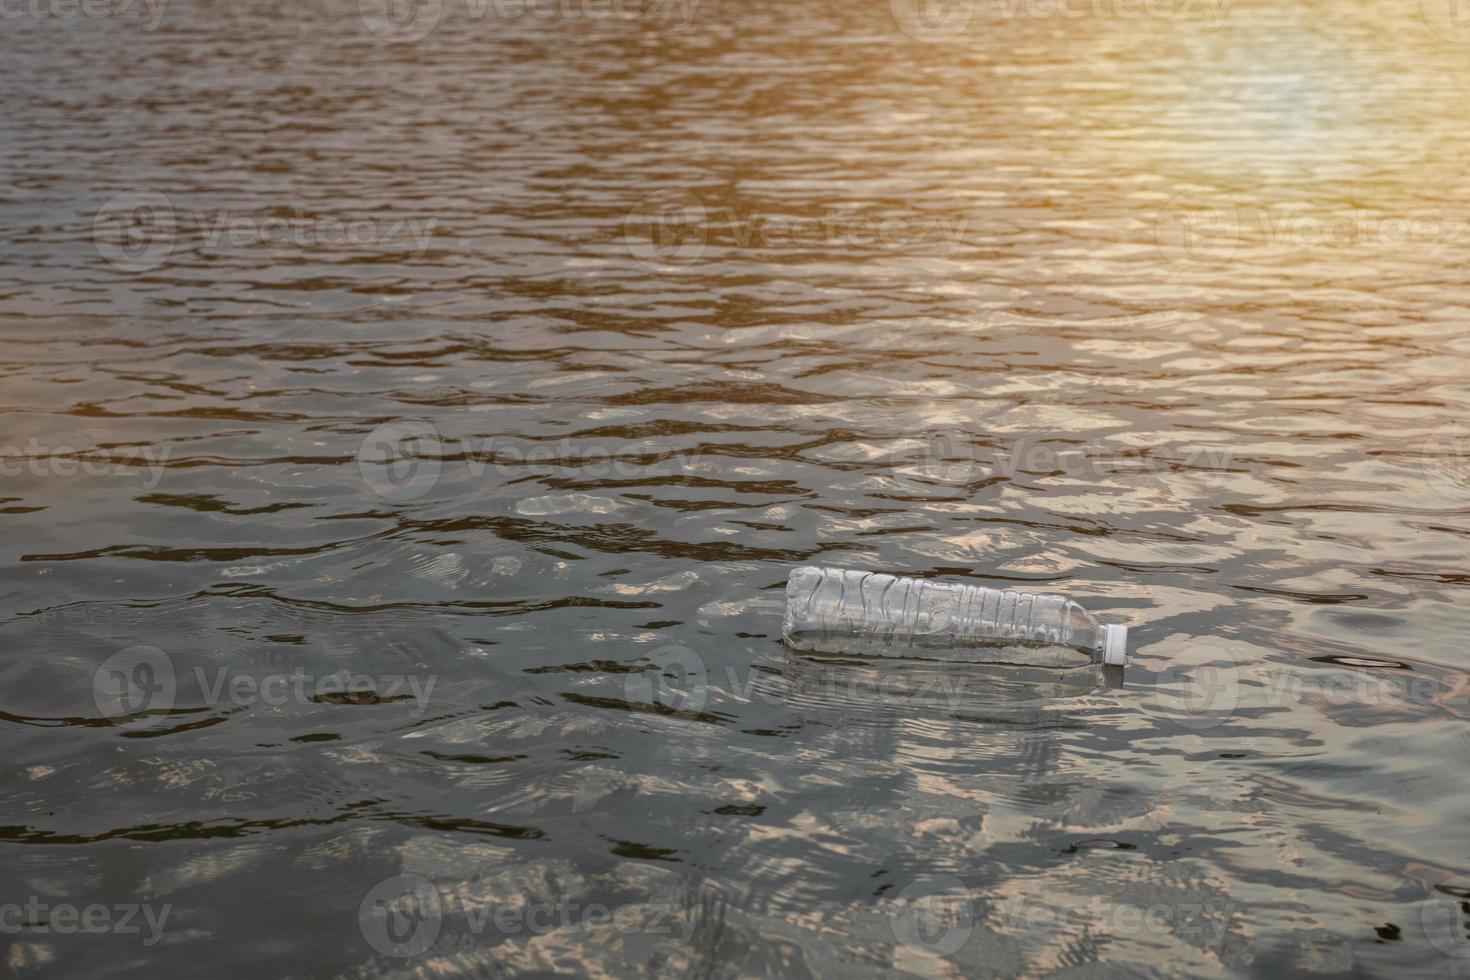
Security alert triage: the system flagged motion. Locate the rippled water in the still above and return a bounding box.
[5,0,1470,975]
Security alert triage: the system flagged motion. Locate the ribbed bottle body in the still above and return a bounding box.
[782,566,1101,667]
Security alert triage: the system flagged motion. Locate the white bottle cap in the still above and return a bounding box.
[1101,624,1128,666]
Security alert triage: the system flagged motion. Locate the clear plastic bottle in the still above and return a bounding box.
[782,566,1127,666]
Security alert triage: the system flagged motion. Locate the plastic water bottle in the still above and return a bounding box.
[782,566,1127,666]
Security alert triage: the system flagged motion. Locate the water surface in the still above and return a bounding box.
[3,0,1470,975]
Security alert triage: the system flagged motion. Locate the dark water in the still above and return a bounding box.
[4,0,1470,975]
